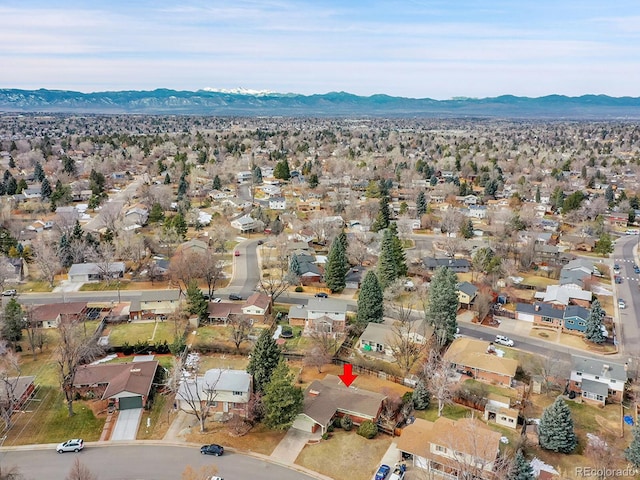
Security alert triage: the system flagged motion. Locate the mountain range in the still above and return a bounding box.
[1,88,640,119]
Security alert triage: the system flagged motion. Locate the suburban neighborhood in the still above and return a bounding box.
[0,114,639,479]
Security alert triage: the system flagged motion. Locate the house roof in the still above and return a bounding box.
[0,376,35,405]
[68,262,126,276]
[571,355,628,382]
[542,285,592,305]
[423,257,470,269]
[31,302,88,321]
[306,298,347,313]
[74,361,158,400]
[177,369,251,401]
[301,375,386,427]
[516,302,564,320]
[564,305,589,321]
[581,378,609,397]
[244,292,270,310]
[457,281,478,297]
[443,337,518,378]
[360,323,394,345]
[396,417,501,465]
[207,302,243,318]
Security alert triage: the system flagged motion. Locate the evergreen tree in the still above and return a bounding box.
[148,203,165,223]
[164,173,171,184]
[2,298,23,348]
[507,450,535,480]
[62,156,76,175]
[378,228,399,290]
[389,223,408,277]
[535,185,541,203]
[584,299,606,344]
[289,254,302,276]
[252,165,263,184]
[594,232,614,256]
[371,196,391,232]
[416,191,427,218]
[460,219,474,239]
[177,173,188,199]
[34,162,45,182]
[40,177,52,199]
[58,234,73,268]
[325,234,348,293]
[356,271,384,326]
[307,173,319,189]
[625,425,640,467]
[247,328,282,394]
[89,168,105,195]
[605,184,615,205]
[5,176,16,196]
[412,381,431,410]
[212,174,222,190]
[16,178,26,194]
[538,397,578,454]
[263,358,303,430]
[185,280,207,321]
[8,157,15,169]
[427,266,459,346]
[273,159,291,180]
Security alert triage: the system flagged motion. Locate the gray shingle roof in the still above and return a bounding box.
[571,355,628,381]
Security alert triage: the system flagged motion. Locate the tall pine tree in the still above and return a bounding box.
[2,298,23,349]
[584,298,606,344]
[416,191,427,218]
[538,397,578,453]
[377,228,398,290]
[263,359,303,430]
[389,223,407,277]
[356,271,384,326]
[625,425,640,467]
[247,328,282,394]
[325,234,348,293]
[371,196,391,232]
[40,177,52,199]
[507,450,535,480]
[427,266,459,346]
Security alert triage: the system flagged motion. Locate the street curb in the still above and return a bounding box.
[0,440,333,480]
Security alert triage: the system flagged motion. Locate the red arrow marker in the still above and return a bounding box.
[339,363,357,387]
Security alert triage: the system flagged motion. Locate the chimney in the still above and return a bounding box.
[534,304,540,311]
[309,389,320,397]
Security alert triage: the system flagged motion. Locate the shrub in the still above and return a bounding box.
[332,417,342,428]
[295,286,304,292]
[357,420,378,439]
[327,425,334,433]
[321,432,330,440]
[340,415,353,431]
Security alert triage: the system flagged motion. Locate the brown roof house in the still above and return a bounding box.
[73,360,158,410]
[396,417,502,480]
[31,302,88,328]
[443,338,518,387]
[241,292,271,322]
[292,374,386,434]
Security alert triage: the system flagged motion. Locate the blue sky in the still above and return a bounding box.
[2,0,639,99]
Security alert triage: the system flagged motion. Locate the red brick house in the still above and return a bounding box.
[292,374,386,434]
[0,376,35,412]
[443,338,518,387]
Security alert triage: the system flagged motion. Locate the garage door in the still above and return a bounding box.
[119,396,143,410]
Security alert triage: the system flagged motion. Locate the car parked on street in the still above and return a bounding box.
[615,275,623,284]
[56,439,84,453]
[1,289,16,296]
[314,292,328,298]
[234,250,240,256]
[619,299,627,309]
[228,294,243,301]
[212,297,222,303]
[614,264,621,274]
[494,335,515,347]
[200,444,224,456]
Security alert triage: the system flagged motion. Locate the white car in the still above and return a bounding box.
[56,438,84,453]
[212,298,222,303]
[618,299,627,309]
[494,335,514,347]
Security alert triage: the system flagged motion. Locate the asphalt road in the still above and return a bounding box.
[0,444,316,480]
[613,234,640,356]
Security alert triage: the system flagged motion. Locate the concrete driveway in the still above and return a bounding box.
[110,408,143,441]
[270,428,320,464]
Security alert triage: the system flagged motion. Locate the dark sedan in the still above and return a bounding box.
[200,444,224,456]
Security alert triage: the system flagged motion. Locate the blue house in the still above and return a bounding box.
[562,305,590,333]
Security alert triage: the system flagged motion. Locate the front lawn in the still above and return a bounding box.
[185,422,285,456]
[5,387,104,445]
[295,429,392,480]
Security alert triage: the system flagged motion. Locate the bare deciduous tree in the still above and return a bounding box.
[0,465,24,480]
[0,347,22,430]
[66,458,97,480]
[421,350,457,417]
[175,359,225,432]
[57,318,103,417]
[228,315,253,352]
[199,251,225,298]
[181,464,219,480]
[258,234,298,315]
[31,240,62,287]
[88,242,118,282]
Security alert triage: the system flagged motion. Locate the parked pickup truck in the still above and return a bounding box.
[389,463,406,480]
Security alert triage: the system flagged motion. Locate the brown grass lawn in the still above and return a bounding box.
[295,429,392,480]
[184,422,285,456]
[198,354,250,371]
[105,321,179,346]
[525,392,631,477]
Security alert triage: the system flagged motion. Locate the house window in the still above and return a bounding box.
[576,372,582,376]
[435,445,445,453]
[595,376,600,380]
[542,317,554,323]
[578,321,585,326]
[233,391,243,396]
[207,401,218,407]
[565,319,574,325]
[611,379,616,384]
